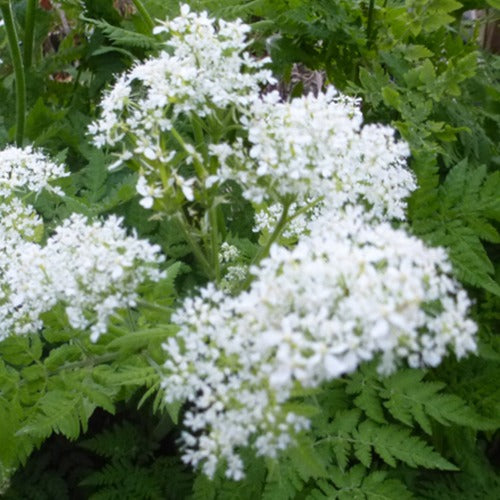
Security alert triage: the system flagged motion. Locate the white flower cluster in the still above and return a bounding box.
[0,197,43,244]
[40,214,166,341]
[0,145,68,196]
[88,4,273,152]
[86,5,476,481]
[164,209,476,479]
[0,147,165,342]
[0,213,165,341]
[213,88,415,218]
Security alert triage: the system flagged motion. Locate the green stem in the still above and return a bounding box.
[366,0,376,49]
[170,126,207,180]
[209,204,221,283]
[50,352,118,374]
[252,200,291,266]
[190,113,209,164]
[1,1,26,146]
[23,0,37,68]
[288,196,323,223]
[238,200,292,292]
[132,0,154,31]
[136,299,173,314]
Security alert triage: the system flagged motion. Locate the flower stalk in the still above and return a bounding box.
[132,0,154,31]
[1,0,26,146]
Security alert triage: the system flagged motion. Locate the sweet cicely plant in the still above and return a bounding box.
[87,5,478,480]
[0,3,486,493]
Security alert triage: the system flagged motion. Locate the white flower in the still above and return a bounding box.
[219,242,240,263]
[90,7,273,147]
[89,6,274,207]
[136,175,163,209]
[41,214,166,340]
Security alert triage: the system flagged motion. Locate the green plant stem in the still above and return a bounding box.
[50,352,118,375]
[252,200,291,266]
[209,205,221,283]
[238,200,292,291]
[136,300,174,314]
[170,126,207,180]
[1,1,26,146]
[23,0,37,68]
[132,0,155,31]
[190,113,209,164]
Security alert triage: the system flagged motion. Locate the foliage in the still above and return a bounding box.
[0,0,498,498]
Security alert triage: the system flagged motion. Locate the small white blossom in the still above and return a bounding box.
[219,242,240,263]
[136,175,164,209]
[253,202,315,239]
[41,214,166,341]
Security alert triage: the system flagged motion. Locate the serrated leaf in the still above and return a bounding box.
[18,390,93,440]
[289,438,328,481]
[83,17,160,50]
[354,421,457,470]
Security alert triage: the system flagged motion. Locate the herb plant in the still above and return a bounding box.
[0,1,498,498]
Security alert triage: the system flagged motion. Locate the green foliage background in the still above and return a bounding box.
[0,0,498,498]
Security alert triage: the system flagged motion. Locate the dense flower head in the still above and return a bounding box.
[212,88,415,218]
[40,214,166,341]
[88,4,274,153]
[163,208,476,480]
[0,212,165,341]
[0,145,68,196]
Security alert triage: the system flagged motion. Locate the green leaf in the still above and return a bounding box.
[486,0,500,8]
[381,86,401,110]
[0,335,43,366]
[418,59,436,86]
[82,17,161,50]
[354,420,457,470]
[327,409,362,471]
[381,370,496,433]
[18,390,94,440]
[288,437,328,481]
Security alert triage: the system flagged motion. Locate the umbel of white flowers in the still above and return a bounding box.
[0,147,165,341]
[88,5,415,221]
[163,208,477,480]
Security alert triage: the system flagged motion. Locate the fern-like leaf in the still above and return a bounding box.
[353,420,457,470]
[310,466,414,499]
[381,370,497,433]
[18,390,94,440]
[411,160,500,295]
[83,17,161,50]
